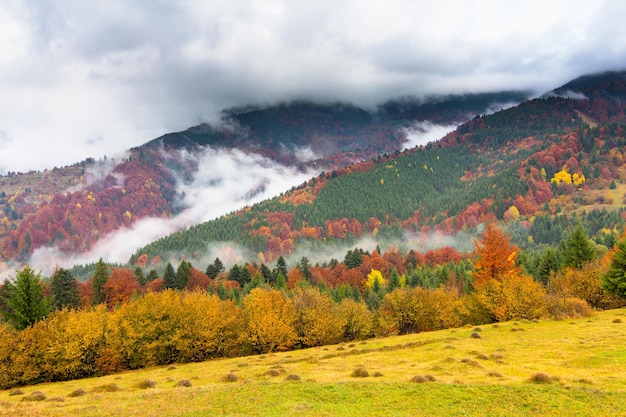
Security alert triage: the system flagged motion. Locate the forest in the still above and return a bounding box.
[1,220,626,390]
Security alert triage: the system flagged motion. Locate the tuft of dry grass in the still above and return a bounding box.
[460,358,482,368]
[136,379,156,389]
[528,372,552,384]
[67,388,86,398]
[284,374,301,381]
[470,332,482,339]
[8,389,24,396]
[21,392,46,402]
[351,367,369,378]
[487,371,503,378]
[92,383,121,393]
[220,373,239,383]
[612,318,622,323]
[410,375,436,383]
[176,379,192,387]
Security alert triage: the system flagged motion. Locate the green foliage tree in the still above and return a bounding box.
[561,223,596,269]
[50,267,80,310]
[1,266,51,329]
[163,262,176,290]
[175,260,192,290]
[205,257,225,279]
[92,258,110,305]
[602,235,626,299]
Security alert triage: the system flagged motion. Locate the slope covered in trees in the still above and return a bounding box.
[0,94,525,265]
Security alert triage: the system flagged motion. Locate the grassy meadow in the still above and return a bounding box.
[1,308,625,416]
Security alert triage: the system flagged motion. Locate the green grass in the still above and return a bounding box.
[2,308,626,416]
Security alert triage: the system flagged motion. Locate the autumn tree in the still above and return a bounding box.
[241,288,297,353]
[472,223,520,287]
[91,258,110,305]
[291,287,345,347]
[1,266,51,329]
[50,267,80,310]
[103,268,142,308]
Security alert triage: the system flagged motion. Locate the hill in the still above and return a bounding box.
[1,308,625,417]
[0,92,527,270]
[132,71,626,268]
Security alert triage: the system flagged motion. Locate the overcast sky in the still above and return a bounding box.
[1,0,625,173]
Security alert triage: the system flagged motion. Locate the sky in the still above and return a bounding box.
[1,0,626,174]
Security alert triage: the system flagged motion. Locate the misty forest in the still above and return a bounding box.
[3,71,626,392]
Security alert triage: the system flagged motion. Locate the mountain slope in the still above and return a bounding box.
[0,92,527,268]
[132,73,626,266]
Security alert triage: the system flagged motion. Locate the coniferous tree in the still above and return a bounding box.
[275,256,288,279]
[133,266,146,286]
[1,266,51,329]
[561,223,596,269]
[298,256,313,283]
[206,257,225,279]
[146,269,159,282]
[388,267,401,291]
[163,262,176,290]
[602,235,626,299]
[175,260,192,290]
[50,267,80,310]
[92,258,110,305]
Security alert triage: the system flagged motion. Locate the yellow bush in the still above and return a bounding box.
[292,287,346,347]
[242,288,297,353]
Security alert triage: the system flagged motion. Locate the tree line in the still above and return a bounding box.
[2,222,626,389]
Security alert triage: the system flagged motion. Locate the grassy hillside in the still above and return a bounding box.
[2,308,625,417]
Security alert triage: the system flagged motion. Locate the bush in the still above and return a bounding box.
[410,375,436,383]
[22,391,46,401]
[93,383,121,393]
[284,374,301,381]
[8,389,24,396]
[547,296,593,320]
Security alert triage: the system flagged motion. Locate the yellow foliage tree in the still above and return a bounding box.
[242,288,297,353]
[291,287,345,347]
[365,269,385,290]
[337,298,373,341]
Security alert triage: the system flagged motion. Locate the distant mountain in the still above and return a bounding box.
[0,92,527,267]
[131,72,626,267]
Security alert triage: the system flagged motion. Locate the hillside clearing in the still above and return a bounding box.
[1,308,625,416]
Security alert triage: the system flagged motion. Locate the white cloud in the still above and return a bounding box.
[0,0,624,173]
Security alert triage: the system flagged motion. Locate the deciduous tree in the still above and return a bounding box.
[472,223,520,287]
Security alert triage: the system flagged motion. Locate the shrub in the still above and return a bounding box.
[176,379,192,387]
[292,287,346,348]
[613,318,623,323]
[410,375,435,383]
[284,374,301,381]
[547,296,593,320]
[8,389,24,396]
[487,371,503,378]
[470,332,482,339]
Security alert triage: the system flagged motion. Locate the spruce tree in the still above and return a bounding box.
[1,266,51,329]
[175,260,192,290]
[561,223,595,269]
[163,262,176,290]
[92,258,110,305]
[602,236,626,298]
[50,267,80,310]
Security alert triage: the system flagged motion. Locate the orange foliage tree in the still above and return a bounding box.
[103,268,142,309]
[472,222,520,287]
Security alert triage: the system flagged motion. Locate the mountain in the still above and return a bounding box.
[131,72,626,268]
[0,92,527,271]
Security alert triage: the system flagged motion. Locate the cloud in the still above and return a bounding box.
[402,122,457,149]
[0,1,626,173]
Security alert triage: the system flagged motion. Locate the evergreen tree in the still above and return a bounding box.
[388,267,401,291]
[298,256,313,283]
[146,269,159,282]
[561,223,596,269]
[133,266,146,286]
[275,256,288,279]
[50,267,80,310]
[1,266,51,329]
[206,257,225,279]
[602,235,626,298]
[175,260,192,290]
[537,248,560,285]
[92,258,110,305]
[163,262,176,290]
[260,263,273,284]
